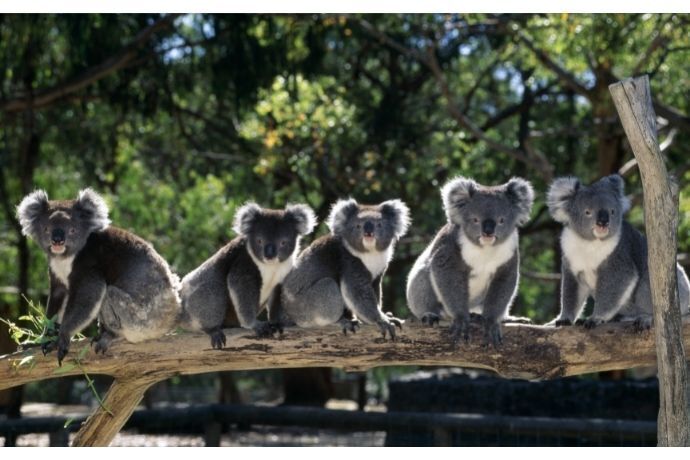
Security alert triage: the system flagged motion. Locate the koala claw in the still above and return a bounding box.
[449,315,470,345]
[583,318,604,330]
[633,316,653,333]
[41,338,57,356]
[56,335,70,366]
[253,321,279,339]
[421,313,441,327]
[206,328,227,350]
[376,319,398,341]
[338,318,362,335]
[483,322,503,349]
[91,330,115,355]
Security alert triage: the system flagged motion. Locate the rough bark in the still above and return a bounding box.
[2,322,690,391]
[70,378,158,447]
[609,75,690,446]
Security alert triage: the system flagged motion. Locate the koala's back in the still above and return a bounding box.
[75,227,176,290]
[283,235,344,293]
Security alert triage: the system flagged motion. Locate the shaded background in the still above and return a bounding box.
[0,13,689,444]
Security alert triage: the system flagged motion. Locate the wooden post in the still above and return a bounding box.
[609,75,690,446]
[71,377,159,447]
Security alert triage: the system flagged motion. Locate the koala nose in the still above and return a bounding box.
[363,221,375,236]
[596,210,609,227]
[51,228,65,245]
[264,243,277,260]
[481,219,496,237]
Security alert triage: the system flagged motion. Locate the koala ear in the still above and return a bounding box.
[16,189,49,237]
[547,177,580,224]
[380,199,411,238]
[505,177,535,226]
[604,174,631,213]
[326,198,359,235]
[75,188,111,232]
[285,203,317,235]
[232,202,262,236]
[441,176,477,224]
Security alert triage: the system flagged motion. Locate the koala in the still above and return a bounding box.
[17,189,181,365]
[406,176,534,347]
[546,174,690,330]
[280,198,410,339]
[179,203,316,349]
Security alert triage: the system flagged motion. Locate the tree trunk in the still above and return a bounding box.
[609,75,690,446]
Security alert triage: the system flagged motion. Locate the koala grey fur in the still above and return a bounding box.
[280,198,410,339]
[546,174,690,330]
[179,202,317,349]
[406,176,534,346]
[17,189,181,365]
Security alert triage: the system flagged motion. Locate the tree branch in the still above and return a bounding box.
[2,322,689,392]
[0,14,180,113]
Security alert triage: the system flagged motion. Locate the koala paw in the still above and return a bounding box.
[56,334,71,367]
[91,330,115,355]
[583,317,604,330]
[205,328,227,350]
[483,321,503,349]
[633,316,653,333]
[253,321,280,339]
[421,313,441,327]
[449,314,470,345]
[338,317,362,335]
[376,316,402,341]
[546,318,573,327]
[385,312,404,330]
[41,337,58,356]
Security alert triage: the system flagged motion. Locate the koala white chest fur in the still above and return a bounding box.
[50,255,75,288]
[561,227,621,290]
[345,242,393,279]
[249,249,297,306]
[460,230,517,303]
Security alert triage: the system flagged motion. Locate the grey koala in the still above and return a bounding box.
[17,189,181,365]
[179,203,316,349]
[546,174,690,330]
[406,176,534,346]
[280,198,410,339]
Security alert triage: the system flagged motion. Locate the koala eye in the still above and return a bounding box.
[584,210,592,216]
[44,226,49,233]
[256,238,263,245]
[472,217,479,224]
[280,240,287,247]
[611,209,615,215]
[68,228,76,235]
[377,223,382,228]
[498,218,505,225]
[356,224,362,229]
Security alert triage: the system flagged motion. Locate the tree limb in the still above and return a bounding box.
[0,14,180,113]
[2,322,689,391]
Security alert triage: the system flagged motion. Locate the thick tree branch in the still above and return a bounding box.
[2,322,690,391]
[0,14,180,113]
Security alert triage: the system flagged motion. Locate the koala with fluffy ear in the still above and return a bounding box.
[16,189,181,365]
[546,174,690,330]
[280,198,410,339]
[179,202,317,349]
[406,177,534,347]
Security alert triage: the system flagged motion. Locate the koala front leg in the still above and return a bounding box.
[41,273,68,355]
[227,273,274,338]
[481,254,519,348]
[548,264,588,326]
[266,286,286,335]
[56,273,107,366]
[340,269,399,340]
[586,269,638,329]
[429,250,470,343]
